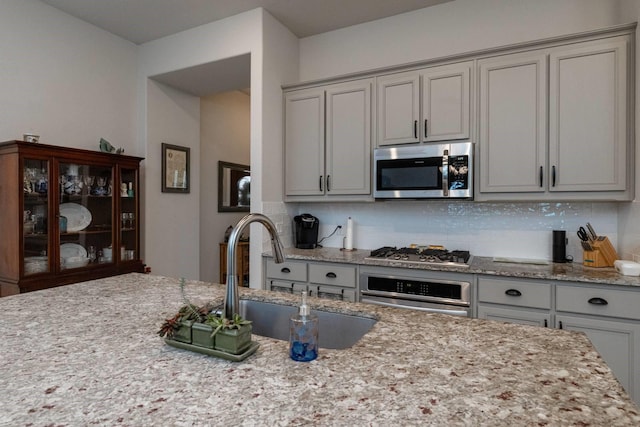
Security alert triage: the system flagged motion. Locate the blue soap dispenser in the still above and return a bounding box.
[289,290,318,362]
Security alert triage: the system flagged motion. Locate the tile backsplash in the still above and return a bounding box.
[285,201,620,262]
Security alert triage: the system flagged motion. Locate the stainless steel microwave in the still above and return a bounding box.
[373,142,473,199]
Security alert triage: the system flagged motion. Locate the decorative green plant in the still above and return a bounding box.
[157,278,219,338]
[157,277,250,339]
[157,313,182,338]
[205,312,252,338]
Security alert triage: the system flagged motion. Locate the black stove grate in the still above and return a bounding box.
[368,246,471,264]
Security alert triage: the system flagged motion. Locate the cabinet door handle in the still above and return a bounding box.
[326,272,337,278]
[326,175,331,192]
[319,175,323,192]
[424,119,428,138]
[552,165,556,187]
[414,120,418,139]
[281,267,291,273]
[539,166,543,187]
[505,289,522,297]
[588,297,608,306]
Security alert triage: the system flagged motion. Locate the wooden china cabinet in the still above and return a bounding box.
[0,140,145,296]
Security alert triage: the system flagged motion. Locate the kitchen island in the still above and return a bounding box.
[1,274,638,425]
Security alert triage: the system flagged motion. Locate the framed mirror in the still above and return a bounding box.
[218,161,250,212]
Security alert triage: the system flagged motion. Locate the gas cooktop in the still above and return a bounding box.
[365,246,471,268]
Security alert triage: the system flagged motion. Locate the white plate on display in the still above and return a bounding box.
[60,243,88,259]
[59,203,92,232]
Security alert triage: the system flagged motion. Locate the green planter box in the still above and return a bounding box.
[214,323,252,355]
[191,323,215,349]
[172,320,193,344]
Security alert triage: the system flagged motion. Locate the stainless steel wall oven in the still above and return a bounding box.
[359,266,473,317]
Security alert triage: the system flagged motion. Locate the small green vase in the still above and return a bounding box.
[191,323,215,349]
[214,323,252,355]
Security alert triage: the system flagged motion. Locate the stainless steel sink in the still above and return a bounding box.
[239,299,377,350]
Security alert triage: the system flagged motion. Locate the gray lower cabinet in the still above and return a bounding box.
[265,259,307,294]
[477,276,552,327]
[556,314,639,401]
[477,305,551,328]
[307,262,357,302]
[477,276,640,403]
[264,258,357,302]
[556,283,640,401]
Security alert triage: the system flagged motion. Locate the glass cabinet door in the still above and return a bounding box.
[59,162,113,269]
[23,158,50,276]
[119,168,137,262]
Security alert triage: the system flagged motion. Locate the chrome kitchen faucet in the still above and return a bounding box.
[224,213,285,319]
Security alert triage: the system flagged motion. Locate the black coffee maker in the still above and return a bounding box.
[294,214,319,249]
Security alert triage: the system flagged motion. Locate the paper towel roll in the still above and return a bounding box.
[345,217,354,250]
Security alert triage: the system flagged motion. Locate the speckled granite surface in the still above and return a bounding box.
[279,247,640,287]
[1,273,638,426]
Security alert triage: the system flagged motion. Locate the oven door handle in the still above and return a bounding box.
[360,297,469,316]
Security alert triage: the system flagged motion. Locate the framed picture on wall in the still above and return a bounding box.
[161,143,190,193]
[218,161,250,212]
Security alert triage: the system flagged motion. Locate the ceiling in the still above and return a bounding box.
[39,0,451,96]
[40,0,452,44]
[151,54,252,97]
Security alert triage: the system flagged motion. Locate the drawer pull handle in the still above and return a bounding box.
[326,272,337,278]
[588,297,608,306]
[281,267,291,273]
[505,289,522,297]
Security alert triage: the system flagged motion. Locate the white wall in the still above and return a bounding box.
[300,201,618,263]
[200,91,251,282]
[252,10,299,281]
[137,10,259,281]
[299,0,622,81]
[292,0,634,262]
[144,80,200,278]
[0,0,137,152]
[617,0,640,261]
[138,8,298,285]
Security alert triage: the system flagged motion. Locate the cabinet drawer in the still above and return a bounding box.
[265,260,307,282]
[311,285,357,302]
[308,263,357,288]
[478,277,551,309]
[478,304,551,328]
[270,280,307,294]
[556,285,640,320]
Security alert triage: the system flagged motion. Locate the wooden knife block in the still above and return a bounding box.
[583,237,618,267]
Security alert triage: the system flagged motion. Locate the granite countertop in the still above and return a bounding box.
[1,273,638,425]
[276,247,640,287]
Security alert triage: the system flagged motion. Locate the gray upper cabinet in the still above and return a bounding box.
[284,88,324,196]
[376,71,419,146]
[422,62,471,142]
[284,78,373,200]
[478,51,548,194]
[283,23,634,202]
[548,37,629,193]
[376,61,472,147]
[478,34,633,201]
